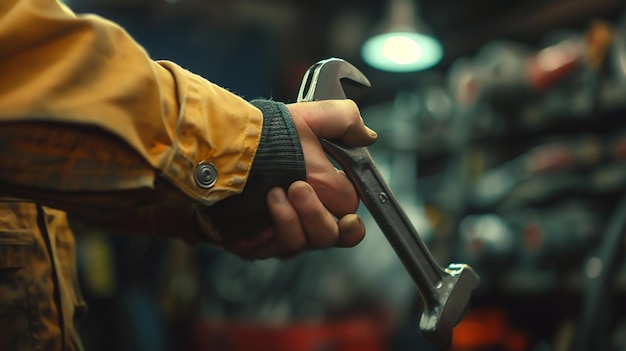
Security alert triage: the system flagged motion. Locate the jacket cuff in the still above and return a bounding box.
[197,99,306,242]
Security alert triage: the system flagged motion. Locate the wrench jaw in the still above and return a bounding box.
[419,264,481,348]
[297,57,371,102]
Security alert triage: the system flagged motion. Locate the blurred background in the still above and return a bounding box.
[64,0,626,350]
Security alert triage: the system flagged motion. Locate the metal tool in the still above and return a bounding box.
[297,57,481,348]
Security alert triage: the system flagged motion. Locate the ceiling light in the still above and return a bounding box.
[361,0,443,72]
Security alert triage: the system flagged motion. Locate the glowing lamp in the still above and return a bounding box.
[361,0,443,72]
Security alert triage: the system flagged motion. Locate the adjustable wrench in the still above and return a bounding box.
[297,58,480,348]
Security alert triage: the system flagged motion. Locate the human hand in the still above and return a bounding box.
[225,100,377,259]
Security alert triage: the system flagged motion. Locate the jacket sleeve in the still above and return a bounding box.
[0,0,299,243]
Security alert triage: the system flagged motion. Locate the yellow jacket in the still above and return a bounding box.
[0,0,302,349]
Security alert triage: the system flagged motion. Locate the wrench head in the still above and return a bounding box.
[419,264,481,347]
[297,57,371,102]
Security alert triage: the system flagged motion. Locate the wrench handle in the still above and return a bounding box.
[321,139,445,303]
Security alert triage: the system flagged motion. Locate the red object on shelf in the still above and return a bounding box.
[191,317,391,351]
[527,40,580,91]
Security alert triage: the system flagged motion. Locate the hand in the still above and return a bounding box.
[225,100,377,259]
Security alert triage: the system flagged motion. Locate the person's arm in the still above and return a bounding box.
[0,0,266,243]
[0,0,377,257]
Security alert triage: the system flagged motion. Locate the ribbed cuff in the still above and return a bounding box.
[249,99,306,179]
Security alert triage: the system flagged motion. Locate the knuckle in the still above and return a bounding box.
[345,99,360,118]
[344,98,358,110]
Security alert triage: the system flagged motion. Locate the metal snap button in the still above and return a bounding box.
[195,161,218,188]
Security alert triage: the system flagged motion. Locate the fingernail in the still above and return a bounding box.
[269,187,287,205]
[339,214,360,229]
[366,126,378,139]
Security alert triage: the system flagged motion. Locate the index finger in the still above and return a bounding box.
[286,100,377,146]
